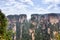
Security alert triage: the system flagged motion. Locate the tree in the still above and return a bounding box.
[0,10,12,40]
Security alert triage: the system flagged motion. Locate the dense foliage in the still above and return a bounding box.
[0,10,12,40]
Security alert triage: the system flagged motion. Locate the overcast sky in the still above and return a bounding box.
[0,0,60,19]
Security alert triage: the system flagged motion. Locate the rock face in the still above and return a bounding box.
[7,13,60,40]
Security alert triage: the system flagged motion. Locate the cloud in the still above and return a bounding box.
[43,0,60,4]
[31,7,50,14]
[42,0,60,12]
[16,0,34,6]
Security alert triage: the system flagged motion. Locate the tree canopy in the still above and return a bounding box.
[0,10,12,40]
